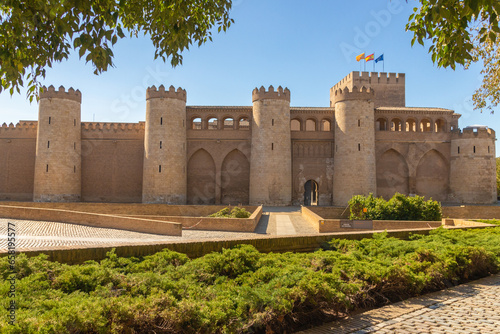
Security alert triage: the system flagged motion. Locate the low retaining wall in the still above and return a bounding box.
[0,201,258,217]
[2,225,492,264]
[304,206,350,219]
[0,203,263,234]
[0,204,182,236]
[442,205,500,219]
[306,205,500,221]
[127,205,263,232]
[301,207,491,233]
[301,205,323,232]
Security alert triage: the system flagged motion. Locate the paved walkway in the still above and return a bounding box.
[297,274,500,334]
[256,206,317,236]
[0,207,316,251]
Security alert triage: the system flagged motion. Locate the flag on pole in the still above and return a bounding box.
[356,53,365,62]
[375,54,384,63]
[365,53,374,62]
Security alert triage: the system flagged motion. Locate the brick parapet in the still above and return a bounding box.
[146,85,186,101]
[40,85,82,103]
[252,86,290,102]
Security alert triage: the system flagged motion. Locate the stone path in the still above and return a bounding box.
[260,206,317,236]
[297,274,500,334]
[0,207,316,251]
[275,215,297,235]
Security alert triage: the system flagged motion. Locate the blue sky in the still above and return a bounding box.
[1,0,498,153]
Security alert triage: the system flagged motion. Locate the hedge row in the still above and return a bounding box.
[1,227,499,333]
[349,193,442,221]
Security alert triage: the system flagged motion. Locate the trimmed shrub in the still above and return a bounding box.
[3,227,500,333]
[209,206,252,218]
[349,193,442,221]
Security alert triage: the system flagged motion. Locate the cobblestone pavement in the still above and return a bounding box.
[0,207,316,251]
[297,274,500,334]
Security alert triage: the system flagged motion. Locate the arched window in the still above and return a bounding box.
[320,119,331,131]
[291,119,301,131]
[390,118,402,132]
[238,117,250,130]
[406,118,416,132]
[376,118,387,131]
[420,119,431,132]
[435,119,446,132]
[207,117,218,130]
[191,117,202,130]
[223,117,234,130]
[305,119,316,131]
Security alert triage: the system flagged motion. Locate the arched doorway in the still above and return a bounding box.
[304,180,319,206]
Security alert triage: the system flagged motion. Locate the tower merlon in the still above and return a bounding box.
[452,127,496,138]
[252,85,290,102]
[331,86,374,104]
[146,85,187,101]
[40,85,82,103]
[332,71,405,91]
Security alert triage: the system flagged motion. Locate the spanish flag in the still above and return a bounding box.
[356,53,365,62]
[365,53,374,62]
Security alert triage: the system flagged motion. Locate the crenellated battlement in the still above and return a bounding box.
[0,121,37,133]
[82,122,145,132]
[451,127,496,139]
[146,85,186,101]
[252,85,290,102]
[332,71,405,108]
[40,85,82,103]
[332,72,405,92]
[331,86,374,104]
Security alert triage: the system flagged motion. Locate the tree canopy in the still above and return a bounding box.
[0,0,233,101]
[407,0,500,112]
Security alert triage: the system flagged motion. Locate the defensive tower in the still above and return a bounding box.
[249,86,292,205]
[449,126,497,203]
[33,86,82,202]
[142,85,187,203]
[332,71,405,108]
[331,86,377,206]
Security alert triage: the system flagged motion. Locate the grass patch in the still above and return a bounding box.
[1,227,500,333]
